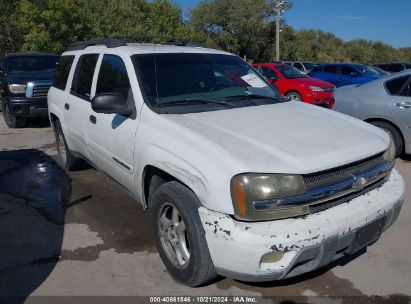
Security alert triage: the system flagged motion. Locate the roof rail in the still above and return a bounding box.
[66,38,127,51]
[66,36,206,51]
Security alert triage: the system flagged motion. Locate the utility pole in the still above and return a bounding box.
[276,16,280,61]
[274,0,286,62]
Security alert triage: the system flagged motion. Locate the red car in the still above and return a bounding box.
[253,63,335,108]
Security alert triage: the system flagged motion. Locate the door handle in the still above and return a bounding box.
[89,115,96,124]
[64,103,70,110]
[395,102,411,109]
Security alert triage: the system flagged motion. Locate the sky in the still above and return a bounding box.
[172,0,411,48]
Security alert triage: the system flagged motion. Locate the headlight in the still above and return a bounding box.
[8,84,27,94]
[383,137,396,162]
[309,86,323,92]
[231,173,308,221]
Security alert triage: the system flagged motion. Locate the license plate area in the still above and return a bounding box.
[352,217,385,252]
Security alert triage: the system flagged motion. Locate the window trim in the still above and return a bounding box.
[70,53,99,102]
[383,75,411,97]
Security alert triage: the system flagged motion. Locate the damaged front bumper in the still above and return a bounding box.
[199,169,404,282]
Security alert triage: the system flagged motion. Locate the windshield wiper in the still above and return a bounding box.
[223,94,284,101]
[157,98,233,107]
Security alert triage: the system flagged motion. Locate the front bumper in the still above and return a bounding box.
[5,95,48,117]
[199,169,404,282]
[304,92,335,108]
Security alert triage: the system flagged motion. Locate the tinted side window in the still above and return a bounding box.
[96,55,131,101]
[53,55,74,90]
[71,54,99,100]
[324,65,337,73]
[388,64,403,72]
[385,76,410,95]
[260,67,278,80]
[294,63,304,70]
[311,66,323,73]
[340,66,357,75]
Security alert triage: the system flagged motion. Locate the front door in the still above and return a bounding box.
[86,53,139,191]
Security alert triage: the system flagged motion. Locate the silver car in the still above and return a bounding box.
[333,70,411,157]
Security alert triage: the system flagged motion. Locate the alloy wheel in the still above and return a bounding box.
[158,202,190,268]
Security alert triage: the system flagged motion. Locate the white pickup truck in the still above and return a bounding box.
[48,38,404,286]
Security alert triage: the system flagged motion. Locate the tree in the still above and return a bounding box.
[0,0,24,55]
[190,0,292,62]
[18,0,88,53]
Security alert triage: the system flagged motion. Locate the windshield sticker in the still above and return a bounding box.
[241,73,267,88]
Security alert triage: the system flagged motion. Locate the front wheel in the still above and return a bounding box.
[149,181,217,286]
[2,102,26,128]
[286,91,302,101]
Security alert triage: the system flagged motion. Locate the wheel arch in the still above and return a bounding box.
[365,118,405,153]
[142,165,200,210]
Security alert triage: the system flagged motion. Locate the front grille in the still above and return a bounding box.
[32,86,51,97]
[323,87,334,92]
[303,153,385,190]
[309,178,386,214]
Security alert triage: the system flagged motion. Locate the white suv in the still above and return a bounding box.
[48,39,404,286]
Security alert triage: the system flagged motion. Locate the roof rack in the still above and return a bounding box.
[65,36,205,51]
[66,38,127,51]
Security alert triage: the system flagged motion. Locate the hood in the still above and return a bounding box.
[165,102,389,174]
[6,70,55,84]
[289,77,334,88]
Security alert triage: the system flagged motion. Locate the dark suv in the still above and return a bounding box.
[0,53,59,128]
[376,62,411,73]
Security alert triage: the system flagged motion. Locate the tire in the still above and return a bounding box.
[370,121,403,158]
[286,91,302,101]
[2,102,26,128]
[148,181,217,286]
[54,120,82,170]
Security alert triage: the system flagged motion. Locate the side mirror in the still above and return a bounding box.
[91,93,132,115]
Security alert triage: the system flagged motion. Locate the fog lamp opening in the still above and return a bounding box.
[259,250,297,272]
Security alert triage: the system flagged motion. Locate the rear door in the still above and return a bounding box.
[386,75,411,142]
[86,53,139,190]
[311,65,339,85]
[63,53,99,156]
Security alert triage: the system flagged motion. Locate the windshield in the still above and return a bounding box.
[276,65,308,79]
[6,55,59,73]
[357,64,379,76]
[132,53,281,110]
[303,63,315,70]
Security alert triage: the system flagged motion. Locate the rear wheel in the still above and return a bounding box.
[149,181,217,286]
[370,121,403,158]
[2,102,26,128]
[54,120,82,170]
[286,91,302,101]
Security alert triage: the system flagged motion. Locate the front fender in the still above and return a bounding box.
[136,144,209,207]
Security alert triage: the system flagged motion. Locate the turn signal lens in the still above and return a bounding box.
[232,178,247,217]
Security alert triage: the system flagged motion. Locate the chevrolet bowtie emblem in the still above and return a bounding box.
[352,175,368,191]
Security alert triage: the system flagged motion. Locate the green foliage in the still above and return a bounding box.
[0,0,409,65]
[190,0,291,62]
[0,0,23,54]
